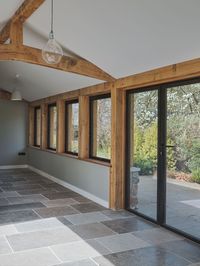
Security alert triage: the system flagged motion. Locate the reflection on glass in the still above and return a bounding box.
[128,90,158,220]
[166,83,200,239]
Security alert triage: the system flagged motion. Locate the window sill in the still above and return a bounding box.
[59,152,78,159]
[28,145,41,150]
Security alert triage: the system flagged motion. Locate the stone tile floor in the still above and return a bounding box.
[0,169,200,266]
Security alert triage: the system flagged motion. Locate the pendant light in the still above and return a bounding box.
[11,74,22,101]
[42,0,63,64]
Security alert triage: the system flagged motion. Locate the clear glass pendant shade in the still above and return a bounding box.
[42,33,63,64]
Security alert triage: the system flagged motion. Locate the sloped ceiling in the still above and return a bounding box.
[0,0,200,101]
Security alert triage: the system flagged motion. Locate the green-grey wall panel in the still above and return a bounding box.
[0,100,28,166]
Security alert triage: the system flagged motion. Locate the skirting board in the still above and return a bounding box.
[0,165,28,170]
[28,165,109,208]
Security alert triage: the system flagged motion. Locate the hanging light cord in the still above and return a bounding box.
[50,0,54,38]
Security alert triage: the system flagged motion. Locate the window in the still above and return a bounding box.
[47,103,57,150]
[65,100,79,155]
[34,106,41,147]
[90,94,111,161]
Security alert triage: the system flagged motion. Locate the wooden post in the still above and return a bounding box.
[78,95,89,159]
[41,103,47,150]
[110,85,126,209]
[57,100,65,153]
[28,106,34,146]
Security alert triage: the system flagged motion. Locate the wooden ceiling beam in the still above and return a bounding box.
[0,0,45,44]
[0,44,115,82]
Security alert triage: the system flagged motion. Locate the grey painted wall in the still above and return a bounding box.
[28,148,109,202]
[0,100,28,166]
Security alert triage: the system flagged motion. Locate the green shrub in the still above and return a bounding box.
[191,168,200,184]
[134,158,154,175]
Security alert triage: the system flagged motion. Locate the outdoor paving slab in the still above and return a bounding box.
[72,203,106,213]
[0,224,17,236]
[70,222,116,239]
[0,202,46,213]
[0,247,60,266]
[15,217,65,232]
[133,227,184,245]
[52,259,96,266]
[102,217,157,234]
[101,209,135,220]
[158,239,200,263]
[7,227,82,251]
[94,246,191,266]
[43,198,78,207]
[42,191,80,200]
[65,211,111,225]
[34,206,79,218]
[96,232,150,253]
[0,210,40,225]
[51,239,110,262]
[7,195,48,204]
[0,237,12,255]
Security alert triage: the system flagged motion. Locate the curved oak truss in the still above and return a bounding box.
[0,0,115,82]
[0,44,115,81]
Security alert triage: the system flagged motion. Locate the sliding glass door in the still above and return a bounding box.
[126,89,158,221]
[166,81,200,239]
[126,79,200,242]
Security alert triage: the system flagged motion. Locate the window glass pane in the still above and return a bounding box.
[35,108,41,146]
[91,96,111,160]
[66,102,79,154]
[48,104,57,149]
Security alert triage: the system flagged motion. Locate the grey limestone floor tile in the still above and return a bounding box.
[15,217,65,232]
[34,206,79,218]
[96,232,150,253]
[7,195,48,204]
[7,227,82,251]
[72,203,106,213]
[52,259,96,266]
[56,217,73,226]
[0,237,12,255]
[0,192,20,198]
[102,217,157,234]
[70,222,116,240]
[1,184,43,192]
[0,199,10,206]
[94,246,191,266]
[43,198,78,207]
[189,264,200,266]
[65,211,111,225]
[0,210,40,225]
[51,239,110,262]
[0,202,46,212]
[102,209,135,220]
[0,224,17,236]
[158,239,200,263]
[42,191,80,200]
[133,227,184,245]
[73,196,92,203]
[18,188,57,195]
[0,247,60,266]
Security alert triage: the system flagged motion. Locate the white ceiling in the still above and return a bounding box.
[0,0,200,101]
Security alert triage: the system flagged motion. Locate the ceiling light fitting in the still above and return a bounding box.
[11,74,22,101]
[42,0,63,64]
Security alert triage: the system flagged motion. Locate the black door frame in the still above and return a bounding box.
[125,77,200,244]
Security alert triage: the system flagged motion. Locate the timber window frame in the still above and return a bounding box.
[47,102,57,151]
[65,99,79,156]
[89,93,111,162]
[34,106,41,147]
